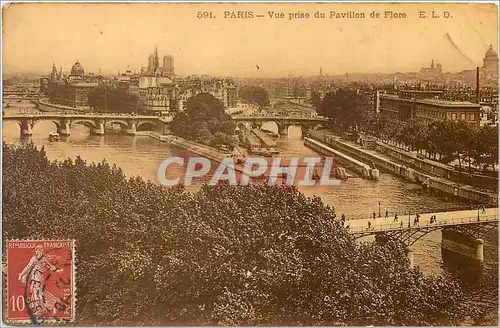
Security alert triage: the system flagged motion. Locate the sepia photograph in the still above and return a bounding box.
[1,2,499,326]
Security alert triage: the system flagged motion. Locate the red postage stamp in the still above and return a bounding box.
[5,240,76,325]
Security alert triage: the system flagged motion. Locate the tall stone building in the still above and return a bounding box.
[141,47,175,78]
[40,61,99,109]
[139,47,178,116]
[163,55,175,77]
[483,44,498,74]
[420,59,442,77]
[176,76,237,111]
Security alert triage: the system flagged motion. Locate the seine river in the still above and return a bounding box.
[2,102,497,286]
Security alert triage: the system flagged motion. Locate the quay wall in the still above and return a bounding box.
[308,132,497,205]
[252,129,277,148]
[144,132,247,174]
[375,141,498,191]
[303,138,375,180]
[38,99,86,112]
[149,133,229,163]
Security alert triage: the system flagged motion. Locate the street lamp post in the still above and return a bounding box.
[378,202,381,218]
[408,213,411,228]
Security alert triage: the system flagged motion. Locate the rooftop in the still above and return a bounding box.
[380,94,481,108]
[418,99,480,108]
[72,82,99,87]
[399,90,444,94]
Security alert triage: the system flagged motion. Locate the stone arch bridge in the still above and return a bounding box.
[231,115,329,136]
[4,113,330,137]
[3,113,165,136]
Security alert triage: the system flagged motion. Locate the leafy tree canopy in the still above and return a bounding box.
[239,86,270,109]
[2,142,478,326]
[318,88,373,132]
[170,93,236,148]
[87,86,139,114]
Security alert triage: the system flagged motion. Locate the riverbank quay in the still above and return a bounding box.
[141,132,254,176]
[375,140,498,191]
[308,130,497,205]
[145,132,346,184]
[303,137,378,180]
[142,132,234,162]
[38,98,87,112]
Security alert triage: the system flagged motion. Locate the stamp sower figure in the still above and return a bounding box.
[18,244,63,316]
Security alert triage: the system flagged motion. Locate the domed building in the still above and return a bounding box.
[41,60,99,109]
[483,44,498,73]
[70,61,85,76]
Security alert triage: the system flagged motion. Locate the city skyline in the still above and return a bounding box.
[3,3,498,77]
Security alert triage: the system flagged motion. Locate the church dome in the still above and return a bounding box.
[485,45,497,58]
[70,61,85,76]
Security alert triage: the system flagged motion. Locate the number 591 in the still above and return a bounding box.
[197,11,214,19]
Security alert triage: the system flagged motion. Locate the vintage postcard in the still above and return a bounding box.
[1,2,498,326]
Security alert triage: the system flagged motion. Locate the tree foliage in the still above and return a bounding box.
[87,86,139,113]
[239,86,270,109]
[317,89,373,132]
[2,142,478,326]
[375,117,498,170]
[170,93,236,148]
[310,91,322,111]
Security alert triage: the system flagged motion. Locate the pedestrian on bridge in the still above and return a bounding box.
[368,221,372,230]
[400,221,403,228]
[341,213,346,222]
[385,210,389,218]
[394,213,398,222]
[373,212,376,219]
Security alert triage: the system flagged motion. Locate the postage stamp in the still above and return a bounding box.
[5,240,76,325]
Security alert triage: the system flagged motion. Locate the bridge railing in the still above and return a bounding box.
[348,214,498,234]
[231,114,327,120]
[4,113,161,119]
[6,112,327,121]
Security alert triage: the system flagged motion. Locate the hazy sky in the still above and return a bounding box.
[2,2,498,77]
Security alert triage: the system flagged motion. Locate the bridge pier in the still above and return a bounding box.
[90,122,105,136]
[441,228,486,283]
[20,121,33,136]
[405,246,414,268]
[301,125,310,138]
[158,121,171,135]
[124,123,137,135]
[277,124,289,136]
[370,168,380,180]
[57,123,71,136]
[474,238,484,262]
[442,228,485,264]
